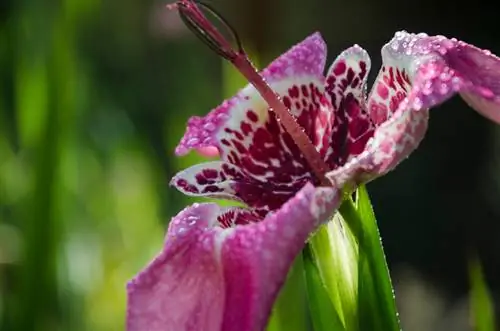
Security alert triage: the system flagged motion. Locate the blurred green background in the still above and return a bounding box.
[0,0,499,330]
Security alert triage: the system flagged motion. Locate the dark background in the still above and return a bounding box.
[0,0,499,330]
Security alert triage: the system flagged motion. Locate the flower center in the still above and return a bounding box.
[171,0,332,186]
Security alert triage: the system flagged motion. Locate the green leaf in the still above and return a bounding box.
[340,185,400,331]
[267,254,309,331]
[468,255,496,331]
[303,244,345,331]
[15,53,49,148]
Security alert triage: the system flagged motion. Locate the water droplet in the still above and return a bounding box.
[451,76,462,87]
[217,113,228,121]
[439,72,451,81]
[203,122,216,131]
[202,237,212,250]
[187,215,198,222]
[478,86,494,98]
[439,83,450,95]
[412,98,423,110]
[423,81,433,95]
[187,137,199,146]
[395,31,405,39]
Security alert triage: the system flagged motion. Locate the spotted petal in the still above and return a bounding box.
[326,32,429,187]
[126,183,339,331]
[324,45,374,169]
[170,161,244,200]
[328,31,500,187]
[175,32,333,189]
[171,160,307,212]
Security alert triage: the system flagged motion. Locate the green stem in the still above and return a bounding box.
[303,245,345,331]
[267,254,309,331]
[343,188,400,331]
[338,199,363,246]
[306,188,401,331]
[307,212,359,330]
[468,254,496,331]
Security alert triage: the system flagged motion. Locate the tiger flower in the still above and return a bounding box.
[126,26,500,331]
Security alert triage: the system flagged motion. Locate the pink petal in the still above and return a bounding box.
[175,33,332,188]
[324,45,375,169]
[444,40,500,123]
[126,204,225,331]
[127,183,340,331]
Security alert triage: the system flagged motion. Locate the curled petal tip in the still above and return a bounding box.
[196,146,220,157]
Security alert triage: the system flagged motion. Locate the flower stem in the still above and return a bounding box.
[303,244,345,331]
[468,254,496,331]
[306,188,401,331]
[344,187,401,331]
[307,216,358,330]
[267,254,309,331]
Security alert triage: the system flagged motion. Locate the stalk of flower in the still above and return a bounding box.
[127,1,500,330]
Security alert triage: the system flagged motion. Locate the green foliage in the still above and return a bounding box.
[352,185,400,331]
[469,256,496,331]
[1,1,177,330]
[303,245,345,331]
[267,255,309,331]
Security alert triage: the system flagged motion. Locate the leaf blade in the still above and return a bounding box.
[469,255,496,331]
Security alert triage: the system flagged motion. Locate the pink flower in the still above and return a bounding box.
[127,28,500,330]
